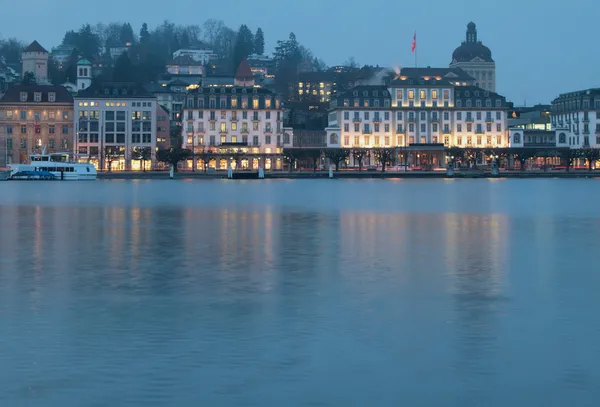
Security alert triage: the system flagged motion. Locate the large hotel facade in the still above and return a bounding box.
[181,60,293,171]
[325,69,508,167]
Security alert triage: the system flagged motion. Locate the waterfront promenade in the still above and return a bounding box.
[97,169,600,180]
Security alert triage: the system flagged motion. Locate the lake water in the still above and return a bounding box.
[1,179,600,406]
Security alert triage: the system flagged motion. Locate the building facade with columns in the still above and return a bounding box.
[0,85,74,166]
[181,60,293,171]
[450,22,496,92]
[325,71,509,167]
[74,82,157,171]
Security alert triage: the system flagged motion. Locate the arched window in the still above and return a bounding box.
[559,133,566,143]
[513,133,521,144]
[84,68,88,76]
[78,68,83,76]
[330,133,338,144]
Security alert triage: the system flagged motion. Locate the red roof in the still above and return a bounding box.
[235,59,253,80]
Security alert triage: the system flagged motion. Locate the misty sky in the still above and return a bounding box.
[2,0,598,104]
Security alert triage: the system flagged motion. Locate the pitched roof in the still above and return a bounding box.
[77,58,92,66]
[75,82,155,99]
[24,40,48,54]
[235,59,253,80]
[0,84,72,103]
[398,67,474,82]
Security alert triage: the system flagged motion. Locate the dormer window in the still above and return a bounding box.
[353,91,358,97]
[20,92,27,102]
[34,92,41,102]
[49,92,56,102]
[104,88,110,95]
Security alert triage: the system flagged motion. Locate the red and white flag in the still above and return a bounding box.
[411,32,417,53]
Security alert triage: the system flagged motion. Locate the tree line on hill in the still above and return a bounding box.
[1,20,328,99]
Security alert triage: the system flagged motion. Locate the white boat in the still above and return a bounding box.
[8,151,97,181]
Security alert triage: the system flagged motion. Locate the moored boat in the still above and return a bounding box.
[7,151,97,181]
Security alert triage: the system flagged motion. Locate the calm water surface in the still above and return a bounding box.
[1,179,600,406]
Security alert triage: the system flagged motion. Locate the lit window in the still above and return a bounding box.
[252,98,259,109]
[420,90,426,99]
[408,90,414,100]
[432,90,438,99]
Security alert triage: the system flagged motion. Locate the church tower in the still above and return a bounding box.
[76,59,92,91]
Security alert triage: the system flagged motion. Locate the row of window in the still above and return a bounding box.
[77,110,153,121]
[19,92,57,103]
[186,134,285,146]
[186,110,281,121]
[186,96,280,110]
[6,137,69,149]
[333,134,505,147]
[5,125,69,134]
[341,122,503,134]
[553,100,600,112]
[5,110,70,120]
[186,121,279,133]
[342,111,502,121]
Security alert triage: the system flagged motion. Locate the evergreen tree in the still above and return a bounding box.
[112,52,135,82]
[21,72,36,85]
[233,24,254,69]
[254,28,265,55]
[120,23,135,45]
[140,23,150,43]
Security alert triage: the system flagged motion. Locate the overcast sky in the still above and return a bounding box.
[2,0,597,104]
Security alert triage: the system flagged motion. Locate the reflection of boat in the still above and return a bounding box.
[8,150,97,181]
[10,171,56,180]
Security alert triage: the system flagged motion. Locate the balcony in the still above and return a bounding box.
[352,117,362,123]
[241,128,249,134]
[485,117,494,123]
[362,130,372,134]
[465,117,474,123]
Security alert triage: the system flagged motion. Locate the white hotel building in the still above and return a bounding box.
[181,60,293,170]
[74,83,157,171]
[549,88,600,149]
[325,69,509,167]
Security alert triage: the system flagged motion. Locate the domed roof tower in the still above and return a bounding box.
[449,22,496,91]
[451,22,494,63]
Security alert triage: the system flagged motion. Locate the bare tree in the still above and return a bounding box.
[203,19,225,48]
[373,148,395,172]
[351,148,368,171]
[324,148,350,171]
[579,147,600,171]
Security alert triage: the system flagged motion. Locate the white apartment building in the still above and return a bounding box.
[326,70,508,167]
[74,83,157,171]
[172,49,217,65]
[181,60,293,171]
[551,88,600,149]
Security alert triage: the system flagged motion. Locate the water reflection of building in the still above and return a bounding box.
[443,212,507,400]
